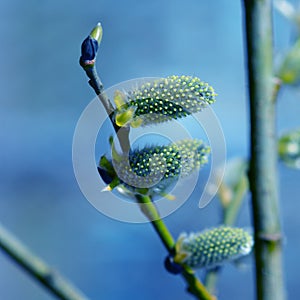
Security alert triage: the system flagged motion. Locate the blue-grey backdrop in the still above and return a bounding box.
[0,0,299,299]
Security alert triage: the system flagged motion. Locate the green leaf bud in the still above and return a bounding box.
[278,128,300,168]
[277,38,300,85]
[90,22,103,45]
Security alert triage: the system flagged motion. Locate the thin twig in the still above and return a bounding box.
[135,194,216,300]
[203,268,219,295]
[223,176,248,226]
[83,65,130,153]
[0,223,90,300]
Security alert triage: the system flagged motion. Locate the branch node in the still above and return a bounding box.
[258,232,283,243]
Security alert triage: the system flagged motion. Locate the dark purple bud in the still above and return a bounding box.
[97,167,113,184]
[80,23,103,68]
[80,36,98,63]
[164,255,184,275]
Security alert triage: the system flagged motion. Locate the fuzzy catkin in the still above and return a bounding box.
[112,139,210,190]
[115,75,216,126]
[175,226,253,269]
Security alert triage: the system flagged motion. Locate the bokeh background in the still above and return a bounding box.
[1,0,300,299]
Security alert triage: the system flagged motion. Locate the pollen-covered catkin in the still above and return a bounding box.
[174,226,254,269]
[114,75,217,126]
[112,139,210,190]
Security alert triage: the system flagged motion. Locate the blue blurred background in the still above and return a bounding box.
[1,0,300,299]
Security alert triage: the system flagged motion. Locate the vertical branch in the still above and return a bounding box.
[242,1,286,300]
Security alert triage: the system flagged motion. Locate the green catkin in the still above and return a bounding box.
[111,139,210,191]
[129,139,209,178]
[114,75,217,126]
[174,226,254,269]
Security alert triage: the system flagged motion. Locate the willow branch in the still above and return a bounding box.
[136,194,216,300]
[0,223,90,300]
[81,23,215,300]
[82,65,130,153]
[243,1,286,299]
